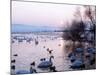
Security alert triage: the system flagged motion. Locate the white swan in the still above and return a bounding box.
[38,56,54,69]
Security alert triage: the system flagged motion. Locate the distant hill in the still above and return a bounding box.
[11,24,63,32]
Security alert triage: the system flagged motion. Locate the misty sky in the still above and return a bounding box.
[12,1,84,27]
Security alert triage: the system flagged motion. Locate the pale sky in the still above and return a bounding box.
[12,1,83,27]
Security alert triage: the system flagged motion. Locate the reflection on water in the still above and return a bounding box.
[11,32,72,74]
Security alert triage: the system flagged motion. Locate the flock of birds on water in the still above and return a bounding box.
[11,35,96,74]
[11,48,57,74]
[68,47,95,69]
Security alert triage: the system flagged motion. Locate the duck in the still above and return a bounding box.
[38,56,54,69]
[30,61,35,66]
[11,65,15,70]
[11,59,16,63]
[47,48,53,54]
[13,54,18,56]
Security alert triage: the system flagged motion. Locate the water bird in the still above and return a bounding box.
[68,52,75,58]
[87,47,96,54]
[70,59,85,69]
[30,62,37,73]
[50,66,57,72]
[47,48,49,51]
[35,39,38,45]
[12,40,15,43]
[11,59,16,63]
[13,54,18,56]
[26,38,33,43]
[30,66,37,73]
[75,48,83,53]
[43,46,45,48]
[40,58,46,61]
[48,50,53,54]
[70,55,76,63]
[47,49,53,54]
[38,56,54,69]
[11,65,15,70]
[58,44,61,46]
[85,53,91,58]
[30,61,35,66]
[90,57,95,65]
[18,39,23,43]
[16,70,30,74]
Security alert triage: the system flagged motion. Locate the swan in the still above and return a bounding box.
[38,56,54,69]
[30,66,37,73]
[75,48,83,53]
[16,62,37,74]
[30,62,37,73]
[87,47,95,54]
[68,52,75,58]
[70,59,85,69]
[50,66,57,72]
[70,55,76,63]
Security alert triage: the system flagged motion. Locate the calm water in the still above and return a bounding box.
[11,32,72,74]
